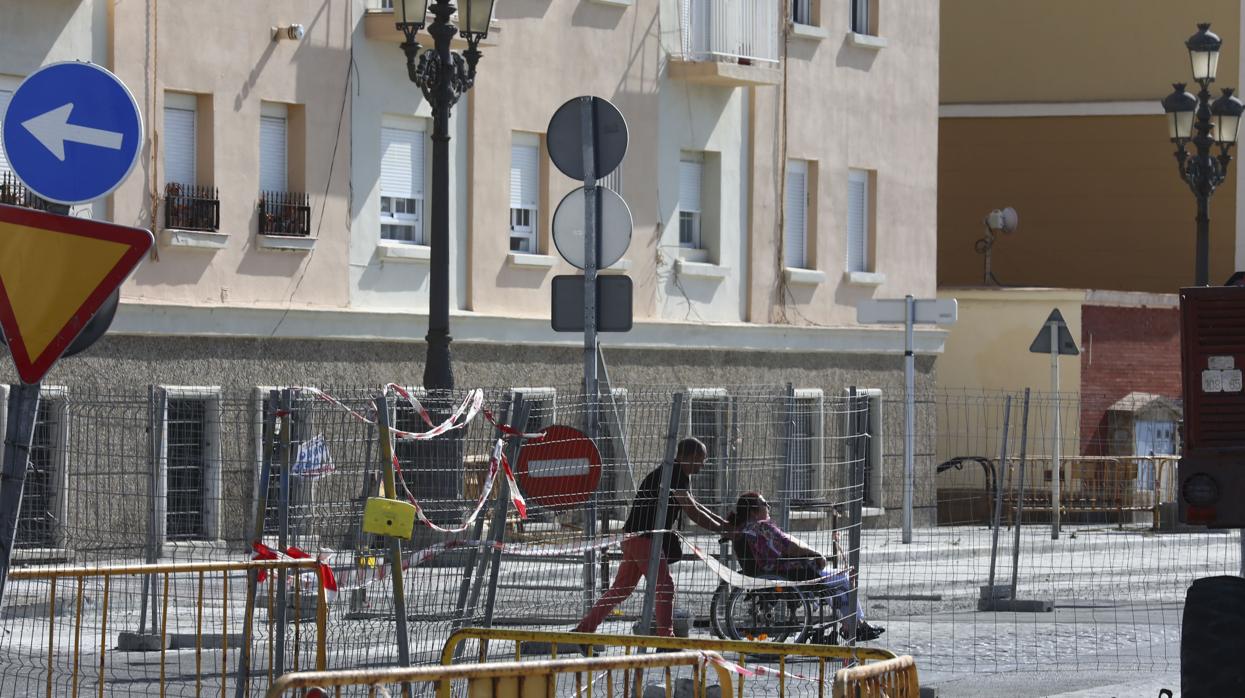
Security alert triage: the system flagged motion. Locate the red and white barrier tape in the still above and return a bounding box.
[251,541,339,592]
[698,651,822,683]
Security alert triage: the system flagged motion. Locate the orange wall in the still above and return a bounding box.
[937,114,1237,292]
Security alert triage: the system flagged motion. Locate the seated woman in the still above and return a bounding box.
[731,492,884,642]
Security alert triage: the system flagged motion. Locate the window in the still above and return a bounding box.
[511,388,557,433]
[785,160,809,269]
[260,102,288,193]
[160,387,222,542]
[847,169,871,273]
[678,154,703,249]
[164,92,197,187]
[510,133,540,253]
[851,0,875,35]
[600,167,622,197]
[684,389,729,510]
[842,388,884,509]
[788,390,825,504]
[6,387,68,549]
[792,0,813,25]
[380,118,427,245]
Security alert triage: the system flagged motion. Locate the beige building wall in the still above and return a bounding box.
[109,0,353,310]
[940,0,1245,292]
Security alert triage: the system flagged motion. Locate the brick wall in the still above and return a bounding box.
[1080,304,1181,454]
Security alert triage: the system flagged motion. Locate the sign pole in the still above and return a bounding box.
[579,97,600,616]
[1049,321,1061,540]
[903,295,916,544]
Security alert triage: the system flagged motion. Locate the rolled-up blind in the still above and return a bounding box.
[380,126,424,200]
[784,160,808,268]
[259,114,288,193]
[163,100,196,187]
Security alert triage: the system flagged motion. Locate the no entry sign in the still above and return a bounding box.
[514,425,603,511]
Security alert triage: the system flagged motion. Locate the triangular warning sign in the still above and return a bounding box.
[1029,308,1080,356]
[0,204,152,384]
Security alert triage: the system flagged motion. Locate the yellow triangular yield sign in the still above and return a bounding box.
[0,204,152,384]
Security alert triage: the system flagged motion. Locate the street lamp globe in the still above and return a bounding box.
[460,0,496,39]
[1187,22,1222,82]
[396,0,431,30]
[1162,83,1198,142]
[1212,88,1245,145]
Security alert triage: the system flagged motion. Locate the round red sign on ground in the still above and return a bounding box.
[514,425,603,511]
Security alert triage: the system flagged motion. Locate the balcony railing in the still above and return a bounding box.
[0,171,55,212]
[678,0,780,64]
[258,191,311,237]
[164,182,220,232]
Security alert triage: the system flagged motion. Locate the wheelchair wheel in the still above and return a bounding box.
[724,585,813,644]
[708,581,731,639]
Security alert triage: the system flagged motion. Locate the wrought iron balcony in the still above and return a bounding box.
[258,191,311,237]
[164,182,220,232]
[0,171,55,212]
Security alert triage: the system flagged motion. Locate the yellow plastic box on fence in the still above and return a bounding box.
[363,496,417,539]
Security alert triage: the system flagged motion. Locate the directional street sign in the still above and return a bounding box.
[1029,309,1079,355]
[0,204,153,384]
[1,62,143,204]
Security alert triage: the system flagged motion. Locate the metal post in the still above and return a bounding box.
[637,392,685,644]
[581,96,600,616]
[375,393,412,697]
[236,390,277,698]
[597,348,634,590]
[142,386,167,637]
[0,383,41,607]
[481,401,533,631]
[1010,389,1031,601]
[986,396,1014,592]
[1196,194,1211,286]
[275,389,293,676]
[1049,322,1061,540]
[779,383,795,530]
[903,295,916,544]
[846,388,864,619]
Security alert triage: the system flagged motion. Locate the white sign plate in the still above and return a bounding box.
[1225,369,1243,393]
[1203,369,1225,393]
[857,298,958,325]
[1209,356,1235,370]
[527,457,592,478]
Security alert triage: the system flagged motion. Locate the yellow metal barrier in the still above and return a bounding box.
[831,655,919,697]
[266,650,733,698]
[440,627,899,698]
[7,558,328,697]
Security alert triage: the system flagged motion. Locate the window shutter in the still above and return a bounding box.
[679,159,702,213]
[0,89,11,172]
[510,142,538,208]
[784,161,808,268]
[259,115,287,193]
[164,105,196,187]
[847,169,869,272]
[380,126,423,199]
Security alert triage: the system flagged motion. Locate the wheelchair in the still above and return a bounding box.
[707,536,849,645]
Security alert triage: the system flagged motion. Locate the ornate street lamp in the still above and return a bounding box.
[1162,23,1243,286]
[395,0,495,390]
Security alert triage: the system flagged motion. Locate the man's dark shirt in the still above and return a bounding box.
[624,464,691,535]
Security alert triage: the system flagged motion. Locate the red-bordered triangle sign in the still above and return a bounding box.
[0,204,153,384]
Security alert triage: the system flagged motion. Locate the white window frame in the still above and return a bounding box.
[0,385,70,552]
[785,159,810,269]
[851,0,872,35]
[682,388,729,511]
[789,389,825,504]
[259,102,289,194]
[847,168,871,273]
[158,386,223,545]
[163,92,198,187]
[380,116,429,246]
[792,0,814,26]
[510,387,557,433]
[678,153,704,250]
[510,133,541,253]
[841,388,884,512]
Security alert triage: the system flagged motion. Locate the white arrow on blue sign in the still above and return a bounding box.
[1,62,143,205]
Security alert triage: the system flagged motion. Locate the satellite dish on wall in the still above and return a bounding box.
[986,207,1019,234]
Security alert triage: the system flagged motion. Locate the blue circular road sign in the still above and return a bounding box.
[1,62,143,205]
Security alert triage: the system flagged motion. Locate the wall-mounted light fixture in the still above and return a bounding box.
[271,24,306,41]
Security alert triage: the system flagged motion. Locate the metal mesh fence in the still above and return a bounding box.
[0,381,1239,695]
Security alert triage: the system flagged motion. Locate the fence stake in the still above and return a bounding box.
[1010,389,1031,601]
[986,396,1013,594]
[1050,322,1062,540]
[597,348,633,591]
[375,392,412,698]
[275,388,293,676]
[779,383,795,530]
[637,392,685,645]
[846,388,864,618]
[481,399,533,638]
[236,390,278,698]
[0,383,40,608]
[903,294,916,544]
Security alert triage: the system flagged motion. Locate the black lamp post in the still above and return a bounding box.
[1162,23,1244,286]
[395,0,495,391]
